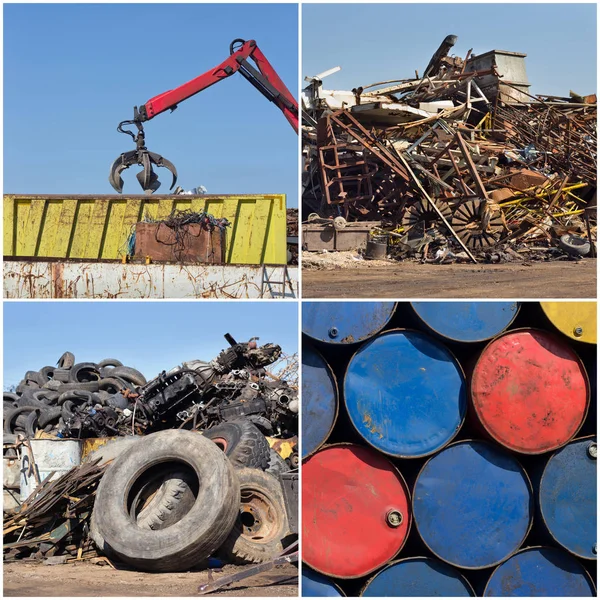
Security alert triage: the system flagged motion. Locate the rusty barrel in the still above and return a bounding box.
[539,437,597,560]
[344,329,466,458]
[302,566,345,597]
[361,558,475,597]
[302,302,396,345]
[302,444,411,578]
[413,440,533,569]
[302,344,338,459]
[470,329,589,454]
[484,547,595,596]
[411,301,519,343]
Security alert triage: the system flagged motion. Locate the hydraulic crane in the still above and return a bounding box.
[109,38,299,194]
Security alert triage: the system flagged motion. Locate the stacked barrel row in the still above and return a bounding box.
[301,302,597,597]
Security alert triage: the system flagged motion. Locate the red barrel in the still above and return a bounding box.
[302,444,411,578]
[471,329,589,454]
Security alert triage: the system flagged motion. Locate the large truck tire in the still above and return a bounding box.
[203,420,270,470]
[265,448,289,476]
[92,430,240,572]
[218,468,289,564]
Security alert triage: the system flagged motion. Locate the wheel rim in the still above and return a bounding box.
[239,487,279,543]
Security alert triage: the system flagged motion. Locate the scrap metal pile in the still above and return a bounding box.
[4,335,298,578]
[302,35,597,263]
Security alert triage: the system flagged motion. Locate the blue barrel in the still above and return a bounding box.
[484,547,595,596]
[302,344,338,458]
[303,302,396,345]
[361,558,474,597]
[411,301,519,343]
[539,437,597,559]
[302,566,344,597]
[413,440,533,569]
[344,329,466,457]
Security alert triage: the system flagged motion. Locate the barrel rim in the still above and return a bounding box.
[301,301,397,345]
[482,545,597,597]
[412,438,534,570]
[302,342,340,460]
[470,327,590,455]
[302,442,412,579]
[540,301,597,345]
[360,556,476,597]
[539,434,597,560]
[301,564,347,597]
[410,301,521,343]
[343,328,467,459]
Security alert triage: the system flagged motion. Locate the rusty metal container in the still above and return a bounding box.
[302,566,345,597]
[361,558,474,597]
[470,329,589,454]
[413,440,533,569]
[302,444,411,578]
[344,330,466,457]
[302,302,396,345]
[411,301,519,343]
[539,437,597,560]
[134,222,224,263]
[302,344,338,459]
[364,236,388,260]
[483,547,595,596]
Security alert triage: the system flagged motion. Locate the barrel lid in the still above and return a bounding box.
[302,444,411,578]
[540,437,597,560]
[344,329,466,458]
[361,557,475,597]
[302,566,345,597]
[471,329,589,454]
[413,440,532,569]
[541,301,597,344]
[302,344,338,459]
[411,301,519,343]
[484,547,596,597]
[302,302,396,345]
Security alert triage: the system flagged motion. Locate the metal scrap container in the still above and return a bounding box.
[302,302,396,345]
[361,558,475,597]
[302,344,338,459]
[344,329,466,457]
[302,566,345,597]
[303,444,411,578]
[539,437,597,560]
[541,301,597,344]
[3,194,287,264]
[410,301,519,343]
[413,440,533,569]
[483,547,595,596]
[470,329,589,454]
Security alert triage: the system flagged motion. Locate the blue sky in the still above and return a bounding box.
[3,302,298,389]
[4,4,299,206]
[302,4,596,97]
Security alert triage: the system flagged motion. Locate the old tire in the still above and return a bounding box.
[108,366,147,386]
[92,430,240,572]
[57,351,75,369]
[218,468,289,564]
[204,420,270,470]
[69,363,101,383]
[559,233,591,257]
[265,448,289,476]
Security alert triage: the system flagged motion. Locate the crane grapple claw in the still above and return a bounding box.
[108,148,178,195]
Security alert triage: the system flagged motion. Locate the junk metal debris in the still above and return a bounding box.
[301,35,597,263]
[4,334,298,586]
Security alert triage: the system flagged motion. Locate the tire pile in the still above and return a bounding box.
[302,302,596,597]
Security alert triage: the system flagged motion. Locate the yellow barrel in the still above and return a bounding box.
[540,302,597,344]
[4,194,287,265]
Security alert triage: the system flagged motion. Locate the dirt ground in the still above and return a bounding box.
[3,561,298,597]
[302,255,597,298]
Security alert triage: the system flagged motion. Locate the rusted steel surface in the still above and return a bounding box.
[3,260,298,299]
[483,547,595,597]
[539,437,597,560]
[471,329,589,454]
[361,557,475,597]
[344,329,466,458]
[302,444,411,579]
[413,440,533,569]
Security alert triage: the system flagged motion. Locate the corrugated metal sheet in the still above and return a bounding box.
[3,259,297,299]
[3,194,287,264]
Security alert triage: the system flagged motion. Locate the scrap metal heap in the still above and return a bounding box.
[302,35,597,263]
